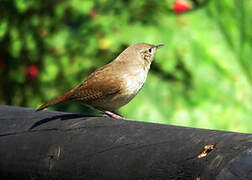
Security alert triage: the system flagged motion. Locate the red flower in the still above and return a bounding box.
[29,65,38,78]
[90,9,97,19]
[174,0,191,14]
[26,64,39,81]
[0,59,5,69]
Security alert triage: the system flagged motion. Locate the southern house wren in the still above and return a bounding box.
[36,43,164,119]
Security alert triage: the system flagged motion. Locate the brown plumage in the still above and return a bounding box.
[36,43,164,119]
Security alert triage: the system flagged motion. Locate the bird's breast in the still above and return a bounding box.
[122,69,148,97]
[88,68,148,111]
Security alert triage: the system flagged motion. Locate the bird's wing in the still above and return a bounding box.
[36,62,123,111]
[67,83,120,103]
[67,64,122,103]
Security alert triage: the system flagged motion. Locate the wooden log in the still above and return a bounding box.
[0,105,252,180]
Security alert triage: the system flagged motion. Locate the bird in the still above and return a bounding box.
[36,43,164,119]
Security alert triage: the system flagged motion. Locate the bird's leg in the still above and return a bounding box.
[103,111,126,120]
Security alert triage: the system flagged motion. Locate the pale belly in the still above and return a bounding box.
[89,69,148,111]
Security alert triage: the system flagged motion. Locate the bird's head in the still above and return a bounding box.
[118,43,164,66]
[136,43,164,64]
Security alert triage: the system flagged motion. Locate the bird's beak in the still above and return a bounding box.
[155,44,164,49]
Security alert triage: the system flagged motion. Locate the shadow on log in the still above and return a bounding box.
[0,105,252,180]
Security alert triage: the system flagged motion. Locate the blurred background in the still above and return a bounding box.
[0,0,251,132]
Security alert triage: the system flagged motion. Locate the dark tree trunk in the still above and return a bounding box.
[0,105,251,180]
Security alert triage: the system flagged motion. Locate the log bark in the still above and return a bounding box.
[0,105,252,180]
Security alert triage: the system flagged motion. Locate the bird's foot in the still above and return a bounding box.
[103,111,126,120]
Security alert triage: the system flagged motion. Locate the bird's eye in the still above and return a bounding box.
[148,48,152,53]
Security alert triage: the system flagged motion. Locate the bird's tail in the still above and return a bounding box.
[35,87,78,112]
[36,96,64,112]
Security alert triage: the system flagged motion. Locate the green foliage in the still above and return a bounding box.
[0,0,251,132]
